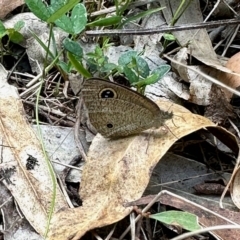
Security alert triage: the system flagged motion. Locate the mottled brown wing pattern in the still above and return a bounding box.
[82,78,172,138]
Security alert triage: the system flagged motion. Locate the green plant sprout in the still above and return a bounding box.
[0,20,25,64]
[24,0,168,84]
[0,20,24,52]
[118,51,170,93]
[86,47,170,93]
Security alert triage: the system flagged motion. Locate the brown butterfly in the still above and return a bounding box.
[82,78,173,138]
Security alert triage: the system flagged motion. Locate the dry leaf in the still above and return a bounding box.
[0,63,67,236]
[159,0,240,105]
[47,100,230,240]
[0,0,24,19]
[204,84,234,123]
[218,51,240,100]
[159,0,233,73]
[172,47,189,82]
[231,166,240,209]
[143,152,233,200]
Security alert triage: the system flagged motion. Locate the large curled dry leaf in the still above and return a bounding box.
[0,64,67,236]
[48,100,238,240]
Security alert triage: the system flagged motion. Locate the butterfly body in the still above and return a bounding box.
[82,78,173,138]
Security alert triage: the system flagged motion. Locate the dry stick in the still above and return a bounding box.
[152,171,228,187]
[229,118,240,138]
[90,0,158,17]
[85,19,240,36]
[20,81,42,98]
[52,114,74,127]
[119,194,159,239]
[12,71,35,78]
[130,212,136,240]
[204,0,221,22]
[171,225,240,240]
[24,101,75,121]
[219,147,240,208]
[223,0,239,16]
[222,24,240,56]
[74,97,87,161]
[6,52,27,82]
[104,224,117,240]
[0,196,13,208]
[51,160,81,170]
[57,175,74,208]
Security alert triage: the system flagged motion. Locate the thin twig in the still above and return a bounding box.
[85,19,240,36]
[74,98,87,161]
[171,225,240,240]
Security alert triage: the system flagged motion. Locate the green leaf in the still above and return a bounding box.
[131,73,159,88]
[86,52,97,58]
[47,0,80,23]
[25,0,51,21]
[8,29,24,43]
[63,38,83,57]
[102,62,117,72]
[163,33,176,41]
[95,45,103,57]
[115,0,129,16]
[71,3,87,34]
[0,21,7,38]
[102,37,113,49]
[132,64,170,88]
[97,57,105,65]
[87,16,122,27]
[120,7,165,28]
[55,15,73,34]
[68,52,91,78]
[151,64,171,78]
[150,211,201,232]
[118,51,138,66]
[58,61,70,73]
[135,56,149,78]
[14,20,25,31]
[123,66,139,83]
[87,59,98,72]
[54,3,87,34]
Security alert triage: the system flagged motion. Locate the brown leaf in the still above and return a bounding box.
[204,84,235,123]
[218,51,240,100]
[231,165,240,209]
[159,0,238,76]
[0,0,24,19]
[0,64,67,236]
[48,100,220,240]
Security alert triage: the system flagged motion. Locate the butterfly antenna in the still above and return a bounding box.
[164,124,179,140]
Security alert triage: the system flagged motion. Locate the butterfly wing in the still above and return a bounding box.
[82,78,170,138]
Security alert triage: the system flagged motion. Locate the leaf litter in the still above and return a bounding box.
[1,0,240,240]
